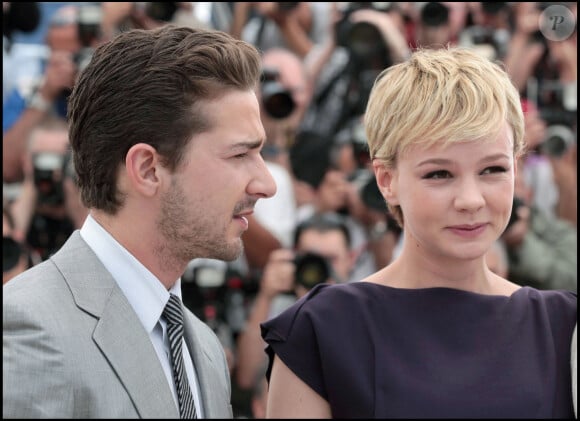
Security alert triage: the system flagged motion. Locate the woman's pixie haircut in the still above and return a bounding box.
[364,46,525,226]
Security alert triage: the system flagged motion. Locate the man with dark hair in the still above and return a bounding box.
[3,25,276,418]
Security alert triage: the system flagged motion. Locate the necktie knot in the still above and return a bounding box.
[163,294,184,327]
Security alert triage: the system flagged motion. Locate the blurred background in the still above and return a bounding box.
[3,2,577,418]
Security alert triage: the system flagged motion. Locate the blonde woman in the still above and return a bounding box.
[261,47,577,418]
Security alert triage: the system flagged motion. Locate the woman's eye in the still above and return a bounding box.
[423,170,451,179]
[481,166,507,175]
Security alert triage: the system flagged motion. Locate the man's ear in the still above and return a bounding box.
[372,160,399,206]
[125,143,161,197]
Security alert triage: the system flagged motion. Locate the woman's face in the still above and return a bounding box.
[375,121,516,263]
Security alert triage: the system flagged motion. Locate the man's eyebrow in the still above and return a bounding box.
[229,140,264,151]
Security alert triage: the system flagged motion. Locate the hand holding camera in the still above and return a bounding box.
[260,248,297,298]
[260,247,333,299]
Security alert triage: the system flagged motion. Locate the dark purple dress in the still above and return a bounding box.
[261,283,577,418]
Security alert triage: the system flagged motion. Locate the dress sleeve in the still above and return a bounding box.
[260,285,329,400]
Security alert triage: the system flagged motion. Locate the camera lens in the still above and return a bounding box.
[262,83,296,119]
[539,124,575,157]
[261,68,296,119]
[541,136,567,157]
[77,4,103,47]
[294,252,330,289]
[32,152,66,205]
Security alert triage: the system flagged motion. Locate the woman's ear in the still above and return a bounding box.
[372,160,399,206]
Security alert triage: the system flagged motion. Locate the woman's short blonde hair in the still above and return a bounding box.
[364,46,525,227]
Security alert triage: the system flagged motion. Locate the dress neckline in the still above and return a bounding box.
[352,281,527,299]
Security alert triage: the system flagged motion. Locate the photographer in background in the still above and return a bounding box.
[3,3,104,184]
[502,3,577,226]
[501,155,577,292]
[298,2,409,142]
[257,46,312,171]
[230,2,332,58]
[235,47,308,277]
[519,99,577,227]
[234,212,356,416]
[332,115,403,270]
[9,117,86,262]
[290,127,399,282]
[499,98,576,292]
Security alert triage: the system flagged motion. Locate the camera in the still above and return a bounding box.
[182,259,229,315]
[333,3,394,118]
[538,124,576,157]
[77,4,102,47]
[294,252,331,290]
[33,152,66,206]
[261,67,296,119]
[181,258,252,334]
[335,2,393,60]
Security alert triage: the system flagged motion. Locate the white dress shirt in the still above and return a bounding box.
[80,214,204,417]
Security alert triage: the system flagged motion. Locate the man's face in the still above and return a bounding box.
[155,89,277,265]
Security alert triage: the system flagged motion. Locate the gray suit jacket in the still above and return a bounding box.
[3,231,233,418]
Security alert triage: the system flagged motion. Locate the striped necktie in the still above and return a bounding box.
[163,294,197,418]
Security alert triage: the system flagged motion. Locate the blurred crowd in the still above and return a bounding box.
[3,2,577,418]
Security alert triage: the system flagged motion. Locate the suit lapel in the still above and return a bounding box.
[52,232,178,418]
[93,289,178,418]
[183,313,230,418]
